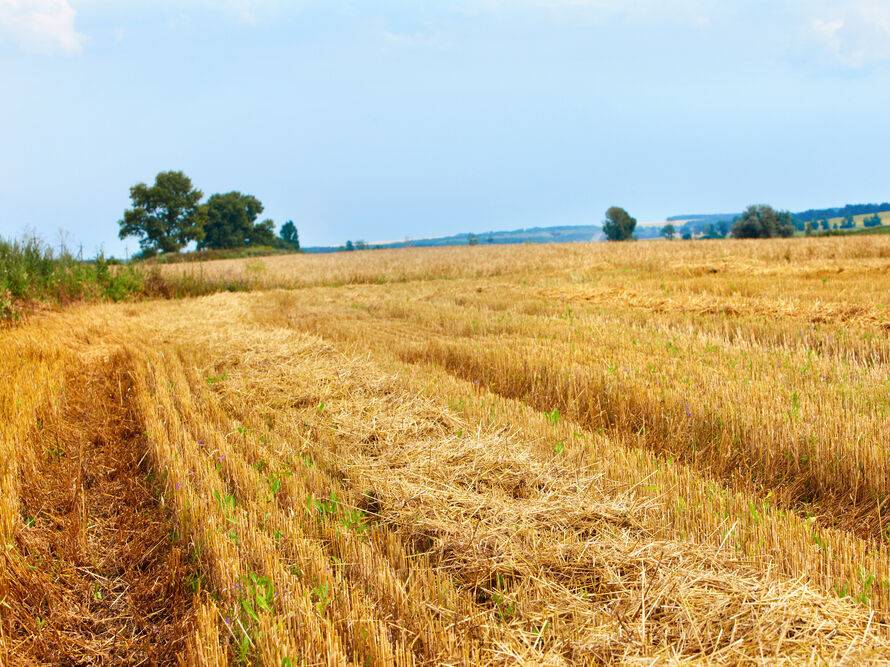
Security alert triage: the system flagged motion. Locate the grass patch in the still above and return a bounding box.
[0,235,253,321]
[0,236,143,319]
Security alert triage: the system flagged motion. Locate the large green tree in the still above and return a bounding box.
[730,205,795,239]
[602,206,636,241]
[198,192,272,249]
[118,171,204,254]
[279,220,300,249]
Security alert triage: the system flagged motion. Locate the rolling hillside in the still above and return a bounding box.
[305,203,890,252]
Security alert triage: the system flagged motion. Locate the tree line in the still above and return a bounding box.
[802,213,882,233]
[118,171,300,258]
[795,203,890,225]
[604,204,878,242]
[118,173,884,254]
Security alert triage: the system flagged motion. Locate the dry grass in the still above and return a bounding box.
[4,357,196,663]
[152,235,890,289]
[2,236,890,664]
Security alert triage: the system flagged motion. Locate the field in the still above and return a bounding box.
[2,237,890,664]
[819,211,890,234]
[822,224,890,237]
[828,211,890,227]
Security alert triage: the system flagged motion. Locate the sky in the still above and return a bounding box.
[2,1,890,254]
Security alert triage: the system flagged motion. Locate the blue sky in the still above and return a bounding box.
[2,1,890,254]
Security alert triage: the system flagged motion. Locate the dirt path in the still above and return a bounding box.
[3,356,196,664]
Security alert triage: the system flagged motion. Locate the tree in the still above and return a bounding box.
[279,220,300,249]
[730,205,795,239]
[355,240,368,250]
[467,233,479,245]
[602,206,636,241]
[804,222,814,236]
[660,224,677,240]
[841,215,855,229]
[345,240,355,251]
[198,192,270,249]
[820,219,830,231]
[251,219,277,246]
[864,214,883,228]
[118,171,204,254]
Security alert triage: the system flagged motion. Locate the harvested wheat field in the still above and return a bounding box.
[2,237,890,665]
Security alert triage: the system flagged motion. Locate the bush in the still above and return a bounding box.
[95,255,145,301]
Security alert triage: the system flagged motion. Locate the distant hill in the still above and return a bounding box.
[794,203,890,224]
[666,213,738,224]
[669,204,890,226]
[304,202,890,252]
[304,225,602,253]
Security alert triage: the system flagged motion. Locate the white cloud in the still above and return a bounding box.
[0,0,84,54]
[805,0,890,67]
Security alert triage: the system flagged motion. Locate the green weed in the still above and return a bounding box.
[311,582,332,615]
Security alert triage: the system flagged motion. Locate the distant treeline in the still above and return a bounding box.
[660,218,734,239]
[664,202,890,239]
[793,203,890,224]
[665,213,737,224]
[315,225,603,253]
[666,202,890,234]
[114,174,890,256]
